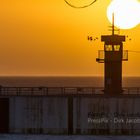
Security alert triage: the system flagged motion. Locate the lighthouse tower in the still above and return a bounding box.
[96,15,128,95]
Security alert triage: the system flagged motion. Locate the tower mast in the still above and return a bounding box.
[112,13,115,35]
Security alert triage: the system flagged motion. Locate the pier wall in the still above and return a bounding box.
[73,97,140,134]
[9,97,67,134]
[3,96,140,134]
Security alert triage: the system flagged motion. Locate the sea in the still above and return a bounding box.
[0,76,139,87]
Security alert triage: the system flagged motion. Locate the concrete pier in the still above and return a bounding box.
[0,87,140,135]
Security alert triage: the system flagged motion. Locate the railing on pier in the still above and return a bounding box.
[0,87,140,96]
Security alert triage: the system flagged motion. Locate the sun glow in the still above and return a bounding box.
[107,0,140,29]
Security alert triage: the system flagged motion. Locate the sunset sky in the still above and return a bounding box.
[0,0,140,76]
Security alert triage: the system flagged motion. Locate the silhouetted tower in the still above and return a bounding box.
[96,14,128,95]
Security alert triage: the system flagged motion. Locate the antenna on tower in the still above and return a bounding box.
[108,13,120,35]
[112,13,115,35]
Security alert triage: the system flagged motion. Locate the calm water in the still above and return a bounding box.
[0,76,139,87]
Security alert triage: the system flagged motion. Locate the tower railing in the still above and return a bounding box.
[96,50,104,63]
[96,50,128,63]
[123,50,128,61]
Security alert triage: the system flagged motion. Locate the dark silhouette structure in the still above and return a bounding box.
[0,98,9,133]
[96,14,128,94]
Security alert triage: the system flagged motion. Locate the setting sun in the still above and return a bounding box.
[107,0,140,29]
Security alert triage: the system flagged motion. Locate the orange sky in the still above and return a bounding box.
[0,0,140,76]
